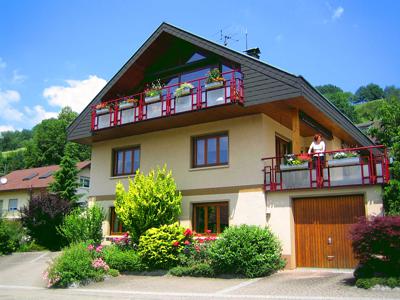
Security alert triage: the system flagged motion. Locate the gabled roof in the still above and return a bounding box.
[0,161,90,192]
[67,22,374,147]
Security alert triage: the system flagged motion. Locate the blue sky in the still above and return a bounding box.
[0,0,399,131]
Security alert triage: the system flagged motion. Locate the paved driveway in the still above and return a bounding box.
[0,252,399,300]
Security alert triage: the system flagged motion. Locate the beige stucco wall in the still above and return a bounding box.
[90,114,297,197]
[0,190,30,219]
[266,185,383,267]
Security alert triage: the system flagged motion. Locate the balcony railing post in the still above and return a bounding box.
[91,108,96,130]
[196,79,202,109]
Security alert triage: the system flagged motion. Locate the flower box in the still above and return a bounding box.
[119,102,135,109]
[175,94,192,113]
[145,94,161,104]
[205,81,224,90]
[96,108,109,114]
[279,162,309,171]
[327,157,359,167]
[175,87,191,98]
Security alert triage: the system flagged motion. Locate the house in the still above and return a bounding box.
[67,23,389,269]
[0,161,91,218]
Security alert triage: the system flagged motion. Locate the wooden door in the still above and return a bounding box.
[294,195,365,268]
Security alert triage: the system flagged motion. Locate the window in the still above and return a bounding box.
[193,133,228,167]
[8,199,18,211]
[110,207,126,235]
[0,200,3,215]
[186,52,206,64]
[193,202,229,234]
[80,176,90,188]
[113,147,140,176]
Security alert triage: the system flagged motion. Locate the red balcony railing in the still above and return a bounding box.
[262,145,390,192]
[91,70,244,131]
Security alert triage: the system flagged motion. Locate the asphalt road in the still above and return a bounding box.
[0,252,399,300]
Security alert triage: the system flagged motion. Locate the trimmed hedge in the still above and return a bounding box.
[209,225,286,278]
[169,263,215,277]
[356,277,400,289]
[102,245,144,272]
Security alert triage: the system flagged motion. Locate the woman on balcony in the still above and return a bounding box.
[308,133,326,185]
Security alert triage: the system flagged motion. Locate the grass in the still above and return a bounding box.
[1,148,26,158]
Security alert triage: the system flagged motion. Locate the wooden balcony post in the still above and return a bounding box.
[291,108,301,153]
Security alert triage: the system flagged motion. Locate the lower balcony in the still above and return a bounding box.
[91,70,243,131]
[262,145,390,192]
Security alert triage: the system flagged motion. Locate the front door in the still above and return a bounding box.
[294,195,365,268]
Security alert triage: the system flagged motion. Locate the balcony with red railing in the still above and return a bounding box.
[91,70,244,131]
[262,145,390,192]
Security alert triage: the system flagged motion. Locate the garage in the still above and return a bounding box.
[294,195,365,268]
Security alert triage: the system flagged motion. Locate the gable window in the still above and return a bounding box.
[8,199,18,211]
[186,52,206,64]
[80,176,90,188]
[113,147,140,176]
[193,202,229,234]
[193,133,228,168]
[110,207,126,235]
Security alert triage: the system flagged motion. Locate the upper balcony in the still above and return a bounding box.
[91,70,244,131]
[262,145,390,192]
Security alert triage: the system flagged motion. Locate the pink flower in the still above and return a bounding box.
[195,245,201,253]
[92,258,109,271]
[87,244,94,251]
[206,229,212,234]
[184,228,193,236]
[184,240,190,245]
[172,241,180,247]
[95,245,103,252]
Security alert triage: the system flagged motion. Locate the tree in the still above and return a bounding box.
[384,85,400,101]
[316,84,343,95]
[24,106,91,167]
[316,84,359,123]
[57,205,105,245]
[353,83,385,103]
[114,166,182,242]
[369,97,400,215]
[20,193,72,249]
[49,144,80,202]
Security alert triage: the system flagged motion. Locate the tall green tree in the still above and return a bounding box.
[24,107,91,167]
[384,85,400,101]
[353,83,385,103]
[49,144,80,202]
[369,96,400,215]
[114,166,182,242]
[316,85,359,123]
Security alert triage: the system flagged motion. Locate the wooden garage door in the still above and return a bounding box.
[294,195,365,268]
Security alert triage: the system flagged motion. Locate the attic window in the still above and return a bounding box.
[39,171,53,179]
[23,173,38,181]
[186,52,206,64]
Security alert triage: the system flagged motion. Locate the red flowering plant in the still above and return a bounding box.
[111,232,135,251]
[176,229,216,267]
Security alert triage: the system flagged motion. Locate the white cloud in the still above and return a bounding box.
[24,105,58,125]
[43,75,107,112]
[11,70,27,84]
[332,6,344,20]
[0,125,15,132]
[0,90,24,121]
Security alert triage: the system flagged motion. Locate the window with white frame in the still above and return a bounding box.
[8,199,18,211]
[80,176,90,188]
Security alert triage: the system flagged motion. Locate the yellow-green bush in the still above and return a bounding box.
[138,223,190,269]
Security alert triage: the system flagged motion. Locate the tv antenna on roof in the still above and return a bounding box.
[220,30,239,46]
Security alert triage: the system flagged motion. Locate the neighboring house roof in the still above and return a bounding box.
[0,161,90,192]
[67,22,374,147]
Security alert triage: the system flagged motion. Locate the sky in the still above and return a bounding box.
[0,0,399,132]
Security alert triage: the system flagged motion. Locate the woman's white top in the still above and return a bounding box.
[308,141,326,156]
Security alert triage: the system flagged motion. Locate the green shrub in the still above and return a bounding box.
[45,242,109,287]
[0,219,25,254]
[356,277,400,289]
[108,269,120,277]
[209,225,286,278]
[58,205,105,245]
[114,166,182,242]
[18,240,47,252]
[169,263,215,277]
[102,245,143,272]
[138,223,190,269]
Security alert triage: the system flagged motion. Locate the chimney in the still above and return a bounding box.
[245,47,261,59]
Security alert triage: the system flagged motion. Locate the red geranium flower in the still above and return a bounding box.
[184,240,190,245]
[172,241,180,247]
[184,228,193,236]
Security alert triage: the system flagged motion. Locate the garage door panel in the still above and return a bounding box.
[294,195,365,268]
